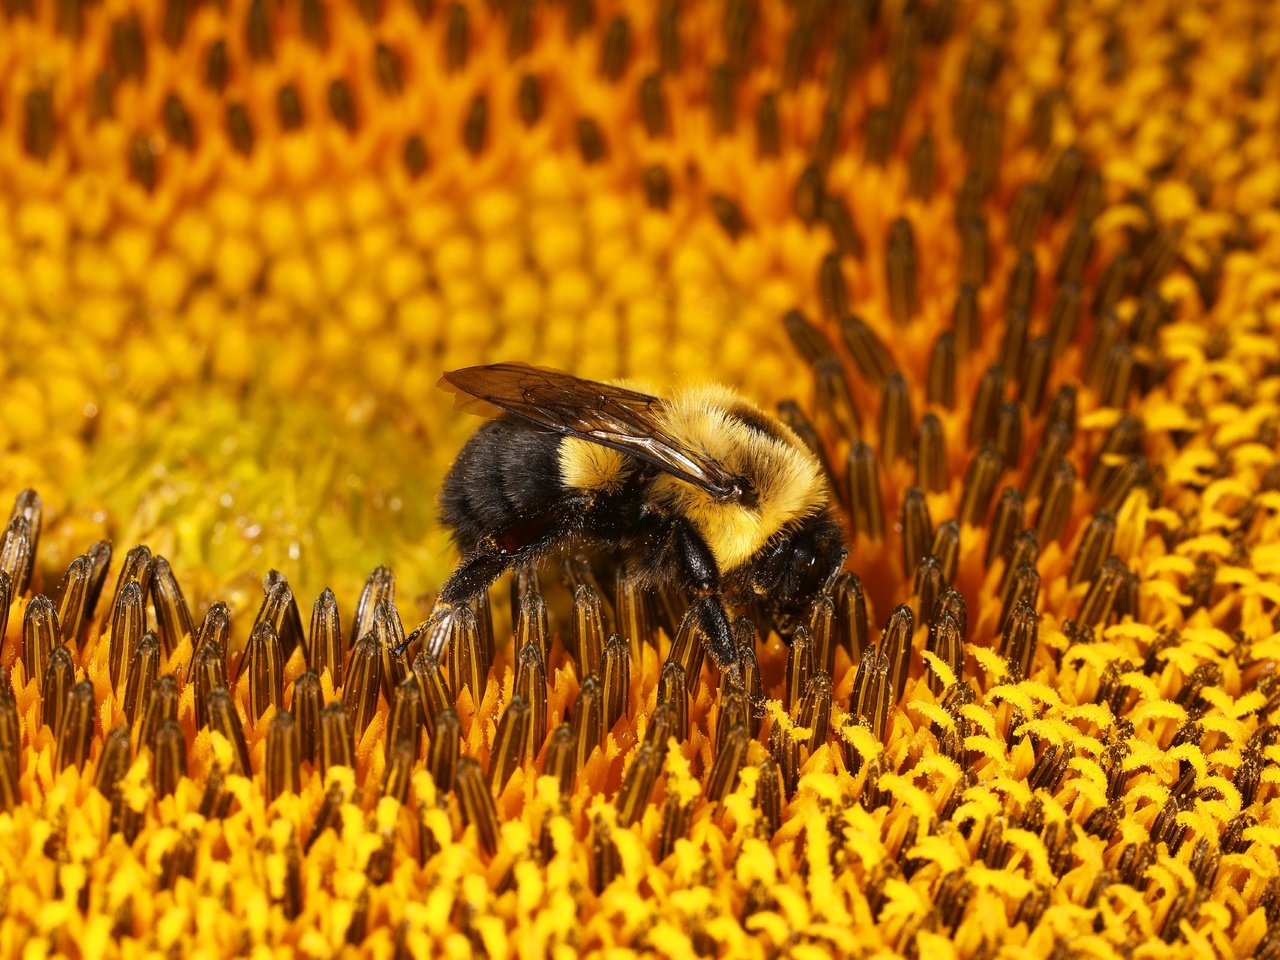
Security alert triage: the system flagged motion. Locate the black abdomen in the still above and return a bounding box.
[439,418,565,551]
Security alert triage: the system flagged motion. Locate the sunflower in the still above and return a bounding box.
[1,0,1278,956]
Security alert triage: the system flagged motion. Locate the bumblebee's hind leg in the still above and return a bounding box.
[438,498,591,607]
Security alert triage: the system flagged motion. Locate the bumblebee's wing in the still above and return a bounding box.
[441,362,742,498]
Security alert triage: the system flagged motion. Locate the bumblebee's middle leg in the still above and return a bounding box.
[670,520,738,672]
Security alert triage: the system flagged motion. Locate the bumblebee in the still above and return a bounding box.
[435,362,846,670]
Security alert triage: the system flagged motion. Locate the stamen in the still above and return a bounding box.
[1069,512,1117,587]
[1024,420,1072,502]
[592,817,621,893]
[573,584,606,678]
[819,360,860,442]
[959,217,988,288]
[192,635,228,734]
[154,719,187,798]
[785,626,813,713]
[657,0,680,72]
[1035,459,1076,544]
[1000,563,1041,633]
[199,764,232,820]
[428,709,461,793]
[56,680,95,771]
[343,633,382,739]
[373,600,407,701]
[22,87,54,162]
[1078,557,1127,628]
[639,73,669,138]
[515,642,547,759]
[930,521,960,586]
[865,107,892,166]
[927,332,957,409]
[192,600,230,667]
[489,696,531,793]
[834,572,870,662]
[1056,221,1094,287]
[999,530,1040,599]
[779,400,836,487]
[258,572,306,661]
[818,252,848,320]
[544,724,576,797]
[886,218,920,325]
[901,487,932,580]
[1092,253,1131,319]
[986,486,1025,567]
[807,596,837,677]
[576,118,607,164]
[822,196,865,260]
[1087,414,1143,495]
[615,563,654,658]
[602,634,630,733]
[463,93,487,156]
[0,689,18,810]
[148,557,194,655]
[669,606,706,695]
[883,605,915,702]
[797,672,833,752]
[952,284,980,360]
[1008,181,1045,250]
[246,0,271,60]
[443,604,484,704]
[710,194,747,240]
[0,574,10,658]
[21,596,59,692]
[108,582,145,696]
[968,364,1005,449]
[657,796,693,860]
[206,40,228,92]
[840,315,895,387]
[444,3,468,72]
[912,556,944,626]
[915,413,947,492]
[94,724,131,799]
[704,64,739,140]
[572,676,604,767]
[41,646,74,739]
[457,758,500,856]
[600,16,631,83]
[755,759,783,835]
[658,661,688,742]
[755,90,780,159]
[382,740,414,805]
[783,309,831,367]
[1002,601,1039,681]
[139,675,179,754]
[208,688,252,777]
[879,371,914,464]
[716,687,749,757]
[769,718,801,796]
[245,622,284,724]
[615,744,661,828]
[309,589,344,687]
[644,164,671,209]
[999,307,1030,388]
[412,650,452,738]
[909,130,936,199]
[289,671,321,764]
[926,613,965,695]
[1045,145,1084,215]
[264,711,299,802]
[994,402,1023,468]
[319,702,355,776]
[645,702,676,753]
[0,518,34,598]
[706,724,748,803]
[122,631,159,727]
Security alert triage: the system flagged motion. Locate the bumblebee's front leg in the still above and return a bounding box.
[671,520,738,672]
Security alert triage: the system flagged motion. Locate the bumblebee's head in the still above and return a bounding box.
[752,509,847,638]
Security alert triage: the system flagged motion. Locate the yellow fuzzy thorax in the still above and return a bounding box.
[648,384,830,572]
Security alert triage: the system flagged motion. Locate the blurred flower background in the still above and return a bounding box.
[2,0,1280,956]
